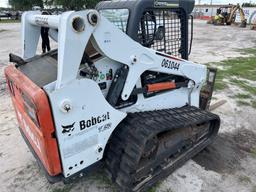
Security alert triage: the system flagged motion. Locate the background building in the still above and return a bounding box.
[193,4,256,25]
[0,0,10,8]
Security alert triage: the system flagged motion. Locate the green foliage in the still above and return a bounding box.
[9,0,43,10]
[8,0,100,10]
[49,0,100,9]
[242,3,256,7]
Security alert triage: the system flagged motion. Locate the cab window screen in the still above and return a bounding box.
[138,8,186,59]
[100,9,129,32]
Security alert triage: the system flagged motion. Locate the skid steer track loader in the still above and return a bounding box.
[5,0,220,191]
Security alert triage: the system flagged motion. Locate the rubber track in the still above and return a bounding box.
[104,106,220,192]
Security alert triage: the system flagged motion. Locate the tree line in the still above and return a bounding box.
[8,0,101,10]
[242,3,256,7]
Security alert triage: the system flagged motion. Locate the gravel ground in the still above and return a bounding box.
[0,20,256,192]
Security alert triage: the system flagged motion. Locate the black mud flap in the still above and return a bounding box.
[200,67,217,110]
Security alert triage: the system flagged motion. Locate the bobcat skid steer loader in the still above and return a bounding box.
[5,0,220,191]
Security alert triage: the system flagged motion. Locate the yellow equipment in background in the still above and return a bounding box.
[226,4,247,27]
[207,4,247,28]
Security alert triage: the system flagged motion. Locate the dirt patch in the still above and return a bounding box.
[0,80,6,95]
[193,129,256,174]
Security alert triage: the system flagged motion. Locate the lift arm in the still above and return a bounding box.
[21,10,206,100]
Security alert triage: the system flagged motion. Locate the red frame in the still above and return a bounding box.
[5,65,62,176]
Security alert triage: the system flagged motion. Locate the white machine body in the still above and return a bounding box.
[21,10,207,177]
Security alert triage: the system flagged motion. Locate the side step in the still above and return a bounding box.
[104,106,220,192]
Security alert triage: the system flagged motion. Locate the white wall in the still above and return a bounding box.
[193,6,221,18]
[235,7,256,24]
[0,0,10,8]
[193,5,256,24]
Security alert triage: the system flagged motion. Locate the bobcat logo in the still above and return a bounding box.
[61,122,75,134]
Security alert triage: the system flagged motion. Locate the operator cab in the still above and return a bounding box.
[95,0,196,107]
[96,0,215,110]
[96,0,194,59]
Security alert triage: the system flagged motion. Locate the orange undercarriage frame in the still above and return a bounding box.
[5,65,62,177]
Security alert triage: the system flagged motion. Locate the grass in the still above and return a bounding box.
[88,170,113,186]
[237,48,256,55]
[213,48,256,90]
[250,147,256,158]
[0,19,20,23]
[51,171,115,192]
[237,100,251,106]
[251,100,256,109]
[252,185,256,192]
[211,96,218,100]
[212,48,256,108]
[238,175,252,184]
[0,29,8,33]
[149,182,162,192]
[230,79,256,95]
[234,93,252,99]
[224,58,256,81]
[214,80,227,90]
[149,186,158,192]
[88,171,117,191]
[51,185,73,192]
